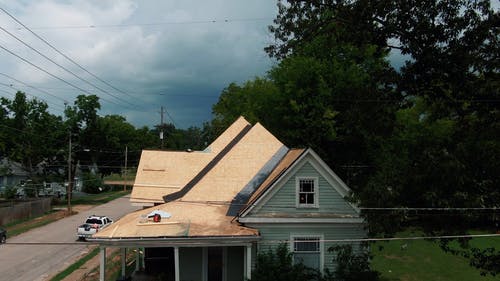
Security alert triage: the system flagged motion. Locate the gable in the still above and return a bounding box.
[242,149,359,218]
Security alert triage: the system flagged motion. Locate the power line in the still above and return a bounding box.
[0,82,66,112]
[3,17,274,30]
[0,42,121,106]
[257,233,500,245]
[359,207,500,211]
[0,7,139,103]
[120,198,500,214]
[2,233,499,246]
[0,24,137,108]
[0,72,69,105]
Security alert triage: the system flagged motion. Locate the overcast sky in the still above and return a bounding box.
[0,0,278,129]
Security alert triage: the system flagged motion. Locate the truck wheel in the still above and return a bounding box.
[0,235,5,243]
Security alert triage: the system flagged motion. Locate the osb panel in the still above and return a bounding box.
[182,123,285,202]
[94,201,258,238]
[130,185,181,203]
[205,116,250,153]
[131,150,213,202]
[130,117,250,204]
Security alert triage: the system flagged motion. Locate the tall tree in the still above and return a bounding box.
[263,0,499,275]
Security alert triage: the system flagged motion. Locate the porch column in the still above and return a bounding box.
[141,247,145,270]
[135,248,140,271]
[244,244,252,280]
[99,247,106,281]
[174,246,180,281]
[120,248,126,278]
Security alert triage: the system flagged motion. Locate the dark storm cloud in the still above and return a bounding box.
[0,0,277,128]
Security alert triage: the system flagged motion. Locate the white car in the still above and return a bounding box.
[76,215,113,240]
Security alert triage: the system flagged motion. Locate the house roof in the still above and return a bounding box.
[130,116,252,205]
[96,117,288,240]
[93,201,258,239]
[0,158,29,177]
[239,148,305,214]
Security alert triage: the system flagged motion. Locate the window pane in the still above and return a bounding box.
[293,237,321,270]
[300,180,314,192]
[294,238,320,252]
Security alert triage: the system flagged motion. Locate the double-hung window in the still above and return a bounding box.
[296,177,318,208]
[291,236,322,271]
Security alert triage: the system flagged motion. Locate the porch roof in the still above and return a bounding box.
[93,200,259,240]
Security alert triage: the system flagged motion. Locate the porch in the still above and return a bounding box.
[98,242,255,281]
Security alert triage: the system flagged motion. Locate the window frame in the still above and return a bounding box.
[295,176,319,208]
[289,234,324,272]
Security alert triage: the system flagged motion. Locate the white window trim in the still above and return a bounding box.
[295,176,319,208]
[289,234,324,273]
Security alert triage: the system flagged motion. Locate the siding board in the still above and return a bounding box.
[253,162,357,216]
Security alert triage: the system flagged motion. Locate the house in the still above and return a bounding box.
[92,117,365,281]
[0,158,29,196]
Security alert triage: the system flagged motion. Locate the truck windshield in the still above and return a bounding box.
[85,219,103,224]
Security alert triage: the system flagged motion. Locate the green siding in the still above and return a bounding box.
[252,223,366,273]
[253,162,357,216]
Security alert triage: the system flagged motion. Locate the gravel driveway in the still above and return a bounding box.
[0,195,139,281]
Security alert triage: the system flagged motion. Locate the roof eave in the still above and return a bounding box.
[88,235,261,247]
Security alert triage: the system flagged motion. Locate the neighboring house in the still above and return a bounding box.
[0,158,29,191]
[92,117,365,281]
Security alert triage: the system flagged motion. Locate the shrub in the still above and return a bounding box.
[81,172,103,194]
[250,243,320,281]
[328,245,380,281]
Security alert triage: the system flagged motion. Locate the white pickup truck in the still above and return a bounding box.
[77,215,113,240]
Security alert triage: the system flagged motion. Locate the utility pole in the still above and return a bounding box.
[123,145,128,191]
[160,106,164,149]
[67,131,72,215]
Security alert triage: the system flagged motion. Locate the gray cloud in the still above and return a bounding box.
[0,0,277,128]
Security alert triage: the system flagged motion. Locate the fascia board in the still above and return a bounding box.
[238,217,365,224]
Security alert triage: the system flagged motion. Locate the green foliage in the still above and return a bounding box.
[251,244,320,281]
[81,172,103,194]
[2,186,17,199]
[329,245,380,281]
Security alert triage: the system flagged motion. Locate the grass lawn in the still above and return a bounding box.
[53,190,130,206]
[371,229,500,281]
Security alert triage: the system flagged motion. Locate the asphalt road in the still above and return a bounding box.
[0,195,140,281]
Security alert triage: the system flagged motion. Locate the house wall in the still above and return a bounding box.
[249,223,366,273]
[0,174,28,188]
[252,162,357,216]
[244,157,366,274]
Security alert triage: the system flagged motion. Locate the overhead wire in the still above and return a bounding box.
[0,42,121,107]
[0,7,140,103]
[0,72,69,105]
[0,82,66,112]
[2,232,499,246]
[3,17,274,30]
[0,24,137,108]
